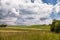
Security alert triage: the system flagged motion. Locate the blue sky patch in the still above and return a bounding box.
[42,0,57,5]
[50,12,57,19]
[56,12,60,18]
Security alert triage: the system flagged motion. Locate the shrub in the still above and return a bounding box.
[0,24,7,27]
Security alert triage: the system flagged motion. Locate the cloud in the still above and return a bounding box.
[0,0,20,25]
[51,1,60,19]
[16,0,53,25]
[54,2,60,13]
[0,0,59,25]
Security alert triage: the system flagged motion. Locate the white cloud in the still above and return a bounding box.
[0,0,57,25]
[0,17,17,25]
[16,0,53,25]
[54,2,60,13]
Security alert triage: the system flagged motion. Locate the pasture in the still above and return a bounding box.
[0,25,60,40]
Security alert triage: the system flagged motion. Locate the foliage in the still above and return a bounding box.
[50,19,60,33]
[0,24,7,27]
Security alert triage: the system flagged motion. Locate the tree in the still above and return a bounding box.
[50,19,60,33]
[50,19,56,32]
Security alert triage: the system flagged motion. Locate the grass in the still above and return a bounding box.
[0,29,60,40]
[0,25,60,40]
[7,25,50,29]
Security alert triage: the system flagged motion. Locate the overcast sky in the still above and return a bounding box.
[0,0,60,25]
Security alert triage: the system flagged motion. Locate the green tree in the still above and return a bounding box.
[51,19,60,33]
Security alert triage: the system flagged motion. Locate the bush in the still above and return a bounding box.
[0,24,7,27]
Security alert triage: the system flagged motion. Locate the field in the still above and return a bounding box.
[0,25,60,40]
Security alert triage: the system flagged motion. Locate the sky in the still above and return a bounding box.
[42,0,57,5]
[0,0,60,25]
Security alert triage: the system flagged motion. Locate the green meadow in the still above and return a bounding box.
[0,25,60,40]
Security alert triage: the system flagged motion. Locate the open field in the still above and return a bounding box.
[7,25,50,29]
[0,25,60,40]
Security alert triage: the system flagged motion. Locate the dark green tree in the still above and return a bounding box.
[51,19,60,33]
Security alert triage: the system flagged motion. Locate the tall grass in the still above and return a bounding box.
[0,29,60,40]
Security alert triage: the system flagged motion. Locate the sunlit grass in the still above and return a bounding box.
[7,25,50,29]
[0,29,60,40]
[0,25,60,40]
